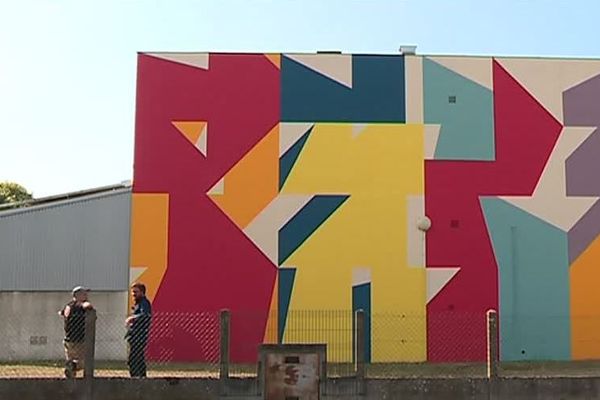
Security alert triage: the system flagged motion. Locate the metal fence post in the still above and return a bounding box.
[486,309,499,379]
[84,309,97,379]
[220,309,231,395]
[355,309,366,395]
[83,309,97,400]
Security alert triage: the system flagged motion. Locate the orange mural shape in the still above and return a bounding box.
[209,124,279,229]
[130,193,170,303]
[571,234,600,359]
[263,273,279,344]
[172,121,207,144]
[265,54,281,69]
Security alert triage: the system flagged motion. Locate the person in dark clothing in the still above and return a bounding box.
[125,282,152,378]
[58,286,93,378]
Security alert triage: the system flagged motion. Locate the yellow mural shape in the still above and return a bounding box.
[210,125,279,229]
[130,193,170,303]
[571,234,600,359]
[280,123,427,362]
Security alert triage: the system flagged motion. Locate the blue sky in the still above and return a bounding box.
[1,0,599,197]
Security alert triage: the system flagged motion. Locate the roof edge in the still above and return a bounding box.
[0,183,132,215]
[138,50,600,61]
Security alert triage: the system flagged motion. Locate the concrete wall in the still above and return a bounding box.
[2,377,600,400]
[0,291,128,361]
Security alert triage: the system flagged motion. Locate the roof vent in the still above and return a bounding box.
[399,45,417,55]
[317,50,342,54]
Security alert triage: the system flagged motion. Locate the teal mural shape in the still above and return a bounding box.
[279,195,350,265]
[282,55,405,122]
[280,126,313,190]
[424,58,495,160]
[278,268,297,344]
[480,197,570,361]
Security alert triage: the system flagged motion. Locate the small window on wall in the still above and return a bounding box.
[448,95,457,104]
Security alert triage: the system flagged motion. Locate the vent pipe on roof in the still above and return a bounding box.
[399,45,417,55]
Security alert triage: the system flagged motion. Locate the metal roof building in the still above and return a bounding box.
[0,184,132,291]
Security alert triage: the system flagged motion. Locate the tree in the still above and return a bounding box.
[0,182,33,205]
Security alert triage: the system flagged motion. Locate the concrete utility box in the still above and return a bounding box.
[259,344,326,400]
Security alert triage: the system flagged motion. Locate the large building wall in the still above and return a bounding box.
[133,52,600,363]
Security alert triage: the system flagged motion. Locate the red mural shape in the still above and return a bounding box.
[425,60,562,361]
[134,54,280,361]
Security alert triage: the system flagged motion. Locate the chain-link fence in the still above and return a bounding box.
[0,307,97,378]
[1,311,63,378]
[95,311,221,378]
[5,307,600,381]
[283,310,355,378]
[497,314,600,378]
[225,309,489,388]
[0,309,220,379]
[228,310,276,380]
[275,311,487,379]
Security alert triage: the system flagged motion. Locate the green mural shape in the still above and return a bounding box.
[480,197,570,361]
[424,58,495,160]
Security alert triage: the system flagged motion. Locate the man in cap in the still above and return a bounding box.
[58,286,93,378]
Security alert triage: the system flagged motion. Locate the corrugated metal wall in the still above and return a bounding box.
[0,189,131,291]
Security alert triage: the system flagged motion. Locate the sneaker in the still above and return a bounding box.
[64,360,76,378]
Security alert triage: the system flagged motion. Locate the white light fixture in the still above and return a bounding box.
[417,216,431,231]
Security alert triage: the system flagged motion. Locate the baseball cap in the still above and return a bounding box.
[72,286,90,295]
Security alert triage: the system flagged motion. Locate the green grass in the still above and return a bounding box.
[2,360,600,379]
[0,360,220,378]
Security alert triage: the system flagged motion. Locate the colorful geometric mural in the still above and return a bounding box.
[132,52,600,363]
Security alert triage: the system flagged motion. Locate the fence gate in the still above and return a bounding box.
[259,344,326,400]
